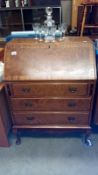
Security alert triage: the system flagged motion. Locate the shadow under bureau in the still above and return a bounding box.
[4,37,97,145]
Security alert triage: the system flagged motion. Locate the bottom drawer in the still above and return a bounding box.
[12,112,90,126]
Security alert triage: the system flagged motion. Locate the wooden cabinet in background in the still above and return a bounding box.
[0,48,4,62]
[94,84,98,125]
[77,4,98,35]
[0,84,11,147]
[93,52,98,125]
[0,6,61,37]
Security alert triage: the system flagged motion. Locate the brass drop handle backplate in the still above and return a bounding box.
[22,88,31,93]
[69,87,77,93]
[68,117,75,122]
[24,102,32,107]
[26,116,34,121]
[68,101,76,107]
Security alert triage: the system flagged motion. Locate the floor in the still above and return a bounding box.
[0,133,98,175]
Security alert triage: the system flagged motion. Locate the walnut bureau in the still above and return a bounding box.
[4,37,97,145]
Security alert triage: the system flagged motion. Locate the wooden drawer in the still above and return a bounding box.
[9,83,89,97]
[11,98,91,112]
[12,112,90,126]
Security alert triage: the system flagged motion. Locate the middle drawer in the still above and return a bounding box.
[11,98,91,112]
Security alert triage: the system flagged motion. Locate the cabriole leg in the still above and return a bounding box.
[13,128,21,145]
[82,130,92,147]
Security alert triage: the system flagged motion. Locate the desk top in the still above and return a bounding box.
[4,37,97,81]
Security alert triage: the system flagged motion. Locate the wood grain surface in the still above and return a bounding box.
[4,37,96,81]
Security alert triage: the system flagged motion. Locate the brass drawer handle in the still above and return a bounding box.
[26,116,34,121]
[24,103,32,107]
[68,117,75,122]
[68,101,76,107]
[22,88,31,93]
[69,87,77,93]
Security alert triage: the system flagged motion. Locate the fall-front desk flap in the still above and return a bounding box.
[4,37,96,81]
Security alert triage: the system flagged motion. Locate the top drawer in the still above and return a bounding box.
[8,82,89,97]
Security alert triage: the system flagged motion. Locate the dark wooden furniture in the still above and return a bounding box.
[80,3,98,36]
[94,87,98,125]
[0,6,61,37]
[93,46,98,125]
[0,83,11,147]
[77,4,98,36]
[0,48,4,62]
[4,37,96,145]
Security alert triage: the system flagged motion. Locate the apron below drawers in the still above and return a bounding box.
[12,112,90,126]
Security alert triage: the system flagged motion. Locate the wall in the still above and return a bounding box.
[71,0,82,28]
[61,0,72,25]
